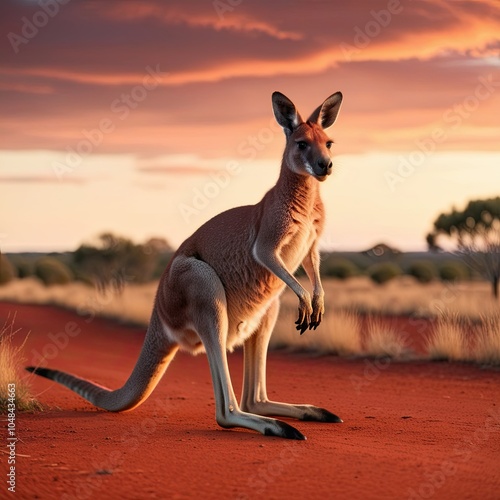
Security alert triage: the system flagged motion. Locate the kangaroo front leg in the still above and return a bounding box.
[301,241,325,330]
[253,238,312,334]
[241,300,342,423]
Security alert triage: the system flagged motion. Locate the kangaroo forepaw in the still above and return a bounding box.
[296,300,324,334]
[308,296,324,330]
[296,316,322,334]
[295,295,313,334]
[295,317,309,335]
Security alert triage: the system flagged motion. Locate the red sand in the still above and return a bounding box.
[1,302,499,500]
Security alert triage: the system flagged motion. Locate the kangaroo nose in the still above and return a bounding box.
[317,159,333,175]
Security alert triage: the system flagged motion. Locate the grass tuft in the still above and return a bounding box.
[426,313,468,362]
[364,319,408,358]
[473,313,500,366]
[0,313,43,413]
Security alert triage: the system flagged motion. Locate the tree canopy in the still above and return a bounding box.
[73,233,172,290]
[427,197,500,298]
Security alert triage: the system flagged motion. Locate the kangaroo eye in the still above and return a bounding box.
[297,141,307,150]
[326,141,333,150]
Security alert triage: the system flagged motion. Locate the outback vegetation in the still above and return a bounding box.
[0,313,42,413]
[428,196,500,298]
[1,194,499,379]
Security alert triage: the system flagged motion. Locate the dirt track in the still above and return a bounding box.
[1,302,499,499]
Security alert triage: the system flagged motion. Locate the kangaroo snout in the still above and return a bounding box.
[315,158,333,177]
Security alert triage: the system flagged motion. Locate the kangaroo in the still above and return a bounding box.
[27,91,343,440]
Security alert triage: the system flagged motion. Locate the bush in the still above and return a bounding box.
[322,257,358,280]
[368,262,402,285]
[0,254,16,285]
[34,257,73,285]
[9,257,33,278]
[73,233,170,288]
[439,261,469,281]
[407,260,437,283]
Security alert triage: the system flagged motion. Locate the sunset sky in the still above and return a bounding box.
[1,0,499,252]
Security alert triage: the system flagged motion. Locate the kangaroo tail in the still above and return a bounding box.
[26,308,178,412]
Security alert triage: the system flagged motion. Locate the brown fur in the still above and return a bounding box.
[27,91,344,439]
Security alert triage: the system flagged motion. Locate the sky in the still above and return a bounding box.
[0,0,499,252]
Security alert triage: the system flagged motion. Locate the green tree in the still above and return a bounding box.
[73,233,171,290]
[427,197,500,298]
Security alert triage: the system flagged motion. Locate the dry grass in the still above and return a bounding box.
[473,313,500,365]
[426,312,500,366]
[0,276,498,365]
[0,276,497,324]
[319,276,498,321]
[0,313,42,413]
[426,314,468,362]
[271,308,361,355]
[364,319,408,358]
[0,278,154,326]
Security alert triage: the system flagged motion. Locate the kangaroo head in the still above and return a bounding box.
[272,91,343,181]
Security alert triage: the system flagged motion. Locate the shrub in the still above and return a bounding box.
[322,257,358,280]
[34,257,73,285]
[74,233,169,288]
[0,254,16,285]
[368,262,401,284]
[439,261,469,281]
[407,260,437,283]
[14,258,34,278]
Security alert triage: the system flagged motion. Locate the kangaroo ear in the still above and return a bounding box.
[272,91,303,135]
[308,92,343,129]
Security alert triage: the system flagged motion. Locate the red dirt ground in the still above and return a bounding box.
[1,302,499,500]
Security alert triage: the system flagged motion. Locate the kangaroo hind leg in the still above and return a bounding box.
[177,257,305,439]
[241,298,342,423]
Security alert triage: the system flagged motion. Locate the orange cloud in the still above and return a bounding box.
[93,1,302,41]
